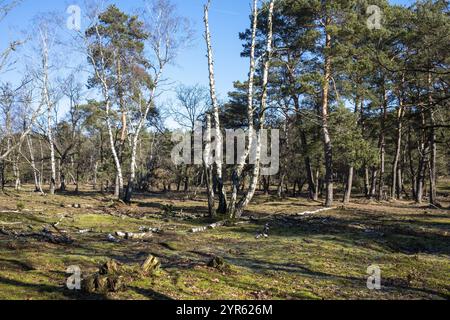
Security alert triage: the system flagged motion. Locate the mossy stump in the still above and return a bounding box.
[141,255,160,275]
[207,256,230,272]
[82,256,160,294]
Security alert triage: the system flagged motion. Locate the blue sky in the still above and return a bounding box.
[0,0,415,122]
[0,0,254,101]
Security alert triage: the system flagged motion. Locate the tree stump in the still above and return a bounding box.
[99,260,120,275]
[141,255,160,275]
[207,256,230,272]
[81,256,160,294]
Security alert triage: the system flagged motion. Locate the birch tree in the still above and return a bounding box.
[0,1,22,73]
[123,0,193,203]
[203,0,227,214]
[233,0,276,218]
[227,0,259,217]
[36,21,58,195]
[203,0,275,219]
[0,1,44,166]
[85,5,147,198]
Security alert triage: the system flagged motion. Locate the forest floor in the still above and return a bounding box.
[0,182,449,300]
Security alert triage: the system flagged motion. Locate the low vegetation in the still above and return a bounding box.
[0,184,448,300]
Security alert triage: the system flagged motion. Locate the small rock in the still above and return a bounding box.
[107,234,119,243]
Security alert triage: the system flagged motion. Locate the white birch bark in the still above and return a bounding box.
[204,0,226,213]
[235,0,276,218]
[26,134,43,194]
[39,27,56,195]
[228,0,259,217]
[203,114,216,217]
[86,24,124,197]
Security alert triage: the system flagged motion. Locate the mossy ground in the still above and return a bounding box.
[0,183,449,300]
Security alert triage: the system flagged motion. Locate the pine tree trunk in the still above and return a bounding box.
[0,161,4,193]
[391,92,404,199]
[364,167,370,198]
[407,125,417,199]
[93,161,98,190]
[343,166,354,204]
[377,87,388,201]
[314,169,320,201]
[416,105,429,204]
[370,168,378,199]
[277,173,285,198]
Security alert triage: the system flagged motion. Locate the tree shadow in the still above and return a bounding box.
[231,208,450,256]
[0,275,105,300]
[129,286,174,300]
[222,256,450,300]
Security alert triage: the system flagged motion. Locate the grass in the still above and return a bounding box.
[0,184,449,300]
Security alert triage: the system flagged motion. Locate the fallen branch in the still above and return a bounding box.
[190,221,226,233]
[0,227,73,244]
[115,231,153,240]
[296,207,335,216]
[139,226,161,233]
[0,221,22,225]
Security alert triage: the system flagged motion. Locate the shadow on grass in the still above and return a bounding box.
[129,286,174,300]
[222,256,450,300]
[0,275,105,300]
[230,208,450,256]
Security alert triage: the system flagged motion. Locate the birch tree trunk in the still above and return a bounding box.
[87,24,124,199]
[26,134,43,193]
[228,0,259,218]
[204,0,227,214]
[93,160,98,190]
[124,72,161,204]
[40,31,56,195]
[391,89,404,200]
[321,16,333,208]
[343,166,353,204]
[13,149,21,191]
[0,161,4,193]
[203,114,216,217]
[370,168,378,199]
[234,0,276,218]
[428,72,437,206]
